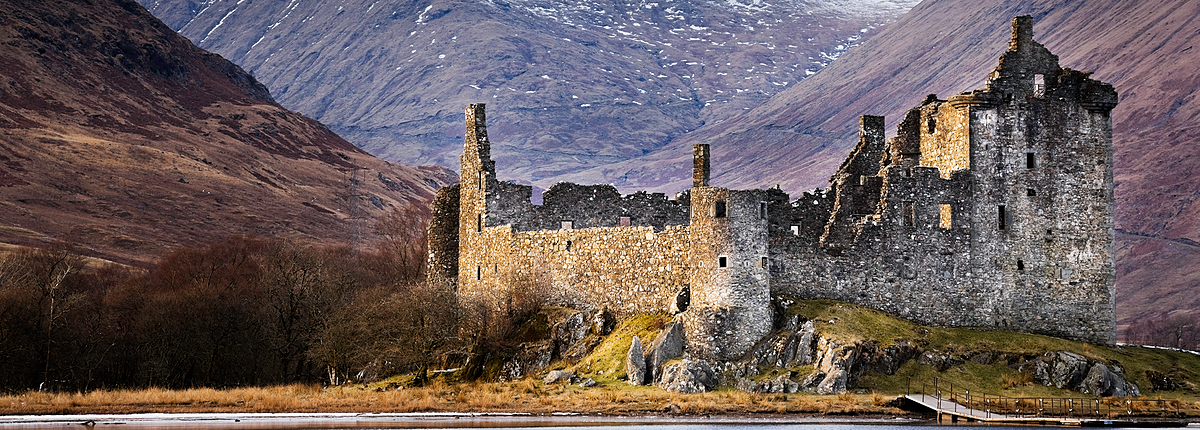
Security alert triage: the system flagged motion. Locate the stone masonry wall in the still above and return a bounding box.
[436,17,1118,356]
[684,187,775,360]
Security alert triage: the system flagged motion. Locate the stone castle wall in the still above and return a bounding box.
[431,16,1118,354]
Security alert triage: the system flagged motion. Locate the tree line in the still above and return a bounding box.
[0,207,544,391]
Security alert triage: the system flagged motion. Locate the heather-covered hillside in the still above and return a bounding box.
[139,0,918,188]
[0,0,453,264]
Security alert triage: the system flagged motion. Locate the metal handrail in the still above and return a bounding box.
[909,377,1181,419]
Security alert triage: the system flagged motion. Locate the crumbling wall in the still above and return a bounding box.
[426,184,460,287]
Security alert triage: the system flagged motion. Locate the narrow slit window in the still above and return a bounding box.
[901,202,915,227]
[565,240,572,251]
[561,220,573,230]
[718,256,728,268]
[1017,260,1025,271]
[477,214,483,232]
[998,205,1008,231]
[926,117,936,134]
[760,256,768,269]
[939,204,952,229]
[1026,152,1036,169]
[478,171,485,189]
[476,266,482,280]
[759,202,767,219]
[714,200,727,218]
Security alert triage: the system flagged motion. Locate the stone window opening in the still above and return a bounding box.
[790,225,800,236]
[565,240,572,251]
[476,266,482,280]
[939,204,952,229]
[760,256,768,269]
[1033,74,1045,97]
[718,256,728,268]
[901,202,915,227]
[1027,188,1037,197]
[494,264,498,273]
[478,171,485,189]
[998,205,1008,231]
[477,214,483,232]
[858,175,869,186]
[1026,152,1036,169]
[926,117,936,134]
[561,220,573,230]
[619,216,631,226]
[759,201,767,219]
[1017,259,1025,271]
[714,200,727,218]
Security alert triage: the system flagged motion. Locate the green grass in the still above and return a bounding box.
[783,298,1200,400]
[573,313,671,384]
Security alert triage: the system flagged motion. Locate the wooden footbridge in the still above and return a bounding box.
[902,380,1188,427]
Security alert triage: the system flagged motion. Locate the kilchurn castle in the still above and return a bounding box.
[427,17,1119,359]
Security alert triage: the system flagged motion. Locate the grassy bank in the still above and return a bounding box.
[5,299,1200,418]
[0,383,899,416]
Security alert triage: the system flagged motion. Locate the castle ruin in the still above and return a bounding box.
[427,17,1119,360]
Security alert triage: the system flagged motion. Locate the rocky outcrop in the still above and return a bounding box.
[644,322,684,381]
[1080,363,1140,397]
[626,335,647,385]
[750,316,816,368]
[498,343,553,382]
[1026,351,1141,397]
[496,309,608,380]
[657,359,717,394]
[543,370,575,384]
[811,337,857,394]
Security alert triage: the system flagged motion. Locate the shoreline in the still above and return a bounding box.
[0,412,927,428]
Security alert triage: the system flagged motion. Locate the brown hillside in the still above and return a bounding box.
[593,0,1200,334]
[137,0,919,188]
[0,0,454,265]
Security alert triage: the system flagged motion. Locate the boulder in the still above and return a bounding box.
[644,321,684,380]
[498,342,554,381]
[626,335,647,385]
[751,318,817,368]
[553,311,589,359]
[750,373,800,393]
[578,378,597,387]
[1079,363,1141,397]
[813,337,857,394]
[657,359,717,393]
[543,370,575,384]
[591,308,614,335]
[1033,351,1089,388]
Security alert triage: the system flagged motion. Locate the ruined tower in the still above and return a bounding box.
[945,16,1118,341]
[457,104,498,298]
[682,144,774,360]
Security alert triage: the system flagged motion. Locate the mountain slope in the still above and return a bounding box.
[138,0,918,187]
[0,0,453,264]
[624,0,1198,333]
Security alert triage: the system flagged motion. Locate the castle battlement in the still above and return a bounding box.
[427,16,1118,360]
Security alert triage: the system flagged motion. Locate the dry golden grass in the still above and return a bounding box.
[0,382,904,416]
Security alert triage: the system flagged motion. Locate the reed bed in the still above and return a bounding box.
[0,382,902,416]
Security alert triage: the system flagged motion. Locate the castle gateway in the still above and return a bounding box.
[427,17,1118,359]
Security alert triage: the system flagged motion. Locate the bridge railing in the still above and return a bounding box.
[908,378,1183,419]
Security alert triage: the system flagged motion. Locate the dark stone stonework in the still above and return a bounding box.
[428,16,1118,363]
